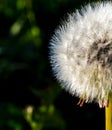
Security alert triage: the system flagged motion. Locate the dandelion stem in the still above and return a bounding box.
[105,98,112,130]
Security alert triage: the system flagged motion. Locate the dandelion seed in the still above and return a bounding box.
[49,1,112,108]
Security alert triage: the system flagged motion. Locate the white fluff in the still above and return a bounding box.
[49,1,112,107]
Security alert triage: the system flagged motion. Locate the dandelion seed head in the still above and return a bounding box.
[49,1,112,107]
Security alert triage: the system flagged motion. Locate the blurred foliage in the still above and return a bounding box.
[0,0,105,130]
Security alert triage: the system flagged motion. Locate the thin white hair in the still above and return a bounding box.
[49,1,112,107]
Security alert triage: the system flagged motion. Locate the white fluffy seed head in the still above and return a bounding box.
[49,1,112,106]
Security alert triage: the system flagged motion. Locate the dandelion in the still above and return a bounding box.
[49,1,112,108]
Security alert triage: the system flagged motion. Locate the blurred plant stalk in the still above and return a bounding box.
[105,98,112,130]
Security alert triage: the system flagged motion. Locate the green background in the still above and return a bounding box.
[0,0,105,130]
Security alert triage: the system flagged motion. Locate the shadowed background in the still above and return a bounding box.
[0,0,105,130]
